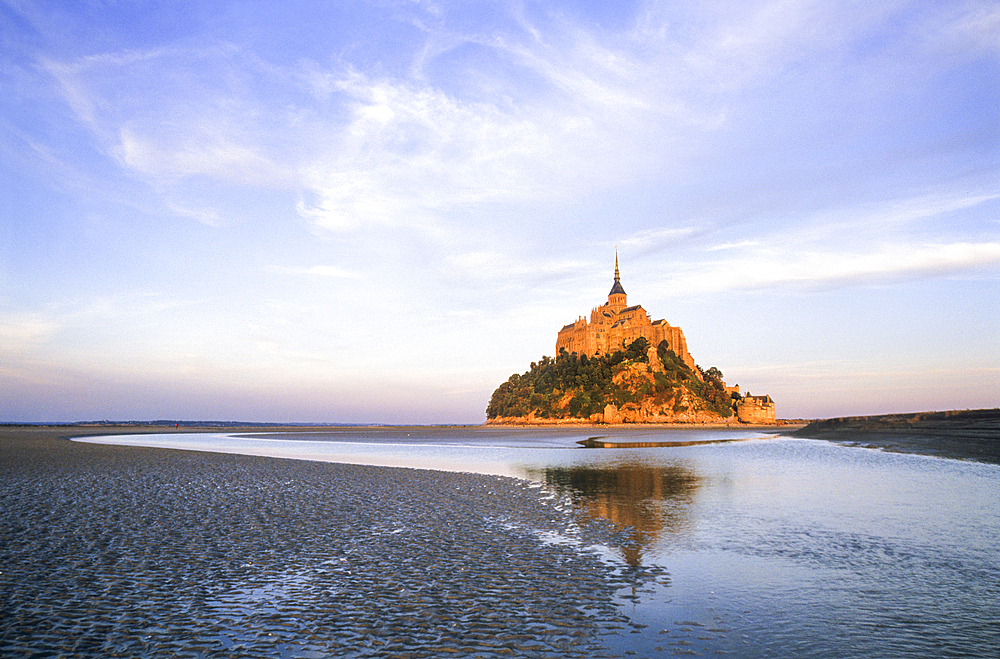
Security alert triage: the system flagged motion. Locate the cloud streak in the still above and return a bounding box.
[268,265,357,278]
[662,241,1000,296]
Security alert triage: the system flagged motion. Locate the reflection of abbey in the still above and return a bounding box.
[556,254,697,370]
[556,255,776,423]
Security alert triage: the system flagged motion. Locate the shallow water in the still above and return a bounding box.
[73,426,776,478]
[75,428,1000,658]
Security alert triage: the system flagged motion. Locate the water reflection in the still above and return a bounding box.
[534,462,701,566]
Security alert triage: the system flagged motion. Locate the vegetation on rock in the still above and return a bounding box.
[486,338,735,422]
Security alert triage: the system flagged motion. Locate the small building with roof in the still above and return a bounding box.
[736,395,776,423]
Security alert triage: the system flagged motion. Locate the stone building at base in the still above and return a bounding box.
[736,395,776,423]
[556,255,697,371]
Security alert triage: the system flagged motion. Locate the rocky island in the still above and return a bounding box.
[487,256,775,425]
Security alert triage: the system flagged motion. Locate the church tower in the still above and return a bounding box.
[607,251,627,312]
[556,249,698,371]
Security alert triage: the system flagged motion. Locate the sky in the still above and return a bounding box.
[1,0,998,424]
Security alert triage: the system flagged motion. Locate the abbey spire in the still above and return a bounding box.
[607,250,627,311]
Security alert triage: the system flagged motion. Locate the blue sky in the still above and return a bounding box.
[2,0,998,423]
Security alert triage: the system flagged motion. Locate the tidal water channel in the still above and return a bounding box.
[76,427,1000,658]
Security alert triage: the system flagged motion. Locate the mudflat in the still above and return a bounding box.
[0,425,639,658]
[790,408,1000,465]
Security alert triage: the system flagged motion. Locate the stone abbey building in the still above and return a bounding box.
[556,255,776,423]
[556,255,697,371]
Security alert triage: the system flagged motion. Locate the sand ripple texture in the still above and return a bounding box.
[0,433,636,658]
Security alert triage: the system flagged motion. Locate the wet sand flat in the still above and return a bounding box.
[0,426,635,658]
[791,408,1000,464]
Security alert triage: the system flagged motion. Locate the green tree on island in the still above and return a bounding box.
[486,338,734,421]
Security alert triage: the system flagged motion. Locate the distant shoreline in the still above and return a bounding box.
[791,408,1000,465]
[3,409,997,465]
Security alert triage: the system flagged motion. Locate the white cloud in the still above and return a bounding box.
[706,240,760,251]
[682,0,911,85]
[664,241,1000,295]
[31,0,996,238]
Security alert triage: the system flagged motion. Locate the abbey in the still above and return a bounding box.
[485,254,780,424]
[556,255,697,371]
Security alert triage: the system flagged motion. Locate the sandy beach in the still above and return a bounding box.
[0,426,643,658]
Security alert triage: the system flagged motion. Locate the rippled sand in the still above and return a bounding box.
[0,427,643,658]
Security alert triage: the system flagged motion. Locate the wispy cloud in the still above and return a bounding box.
[166,202,224,227]
[933,1,1000,56]
[268,265,357,278]
[116,126,287,186]
[33,0,992,241]
[618,227,709,254]
[26,9,718,233]
[0,314,57,355]
[443,251,589,286]
[830,191,1000,229]
[296,67,591,230]
[42,45,293,188]
[663,241,1000,295]
[706,240,760,251]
